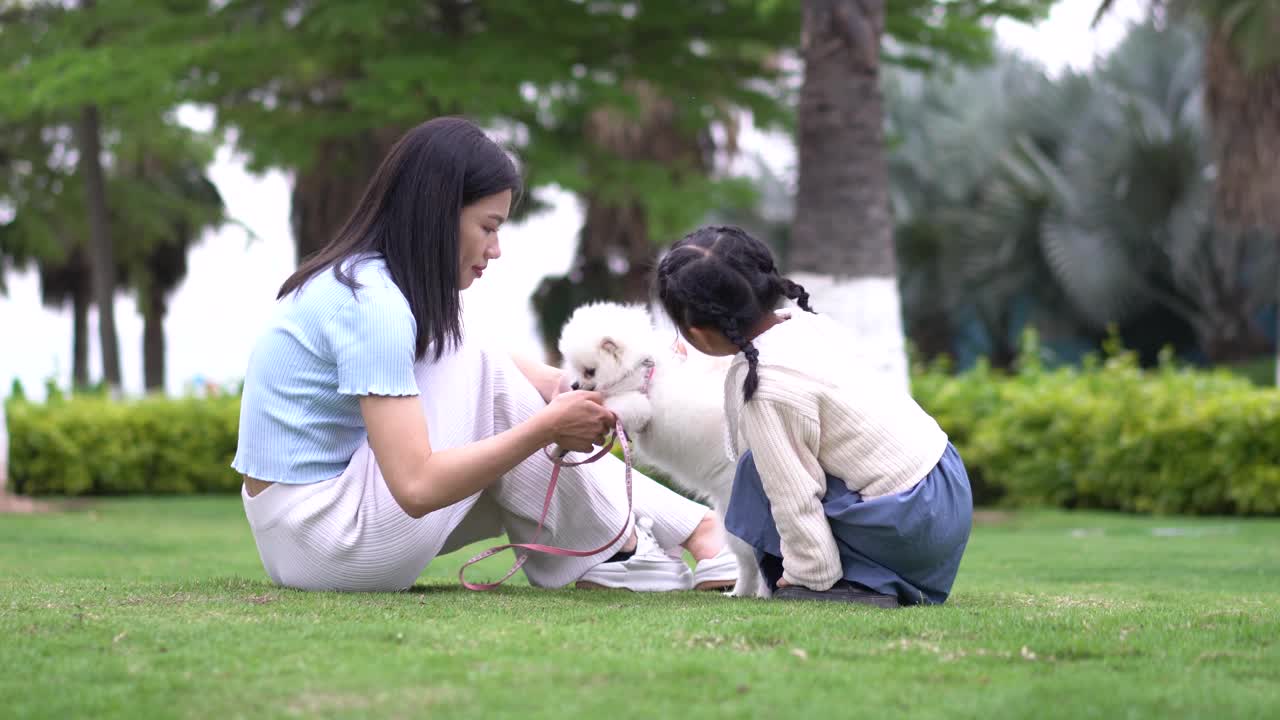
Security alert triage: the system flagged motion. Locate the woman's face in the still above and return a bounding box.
[457,190,512,290]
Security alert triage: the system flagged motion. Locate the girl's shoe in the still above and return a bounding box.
[691,543,738,591]
[773,580,900,608]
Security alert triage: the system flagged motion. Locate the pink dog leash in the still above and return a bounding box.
[459,418,634,591]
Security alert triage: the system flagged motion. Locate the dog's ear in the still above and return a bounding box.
[600,337,621,357]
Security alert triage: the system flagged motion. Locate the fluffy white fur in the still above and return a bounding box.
[557,301,767,598]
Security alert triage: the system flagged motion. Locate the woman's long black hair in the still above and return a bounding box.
[278,117,522,361]
[655,225,814,402]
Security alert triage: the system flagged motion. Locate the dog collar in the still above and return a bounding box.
[639,360,656,396]
[594,358,657,397]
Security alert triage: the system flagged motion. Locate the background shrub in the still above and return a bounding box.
[6,340,1278,516]
[6,394,242,496]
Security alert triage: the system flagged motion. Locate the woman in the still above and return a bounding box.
[233,117,734,592]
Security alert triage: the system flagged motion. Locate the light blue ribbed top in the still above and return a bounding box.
[232,255,420,484]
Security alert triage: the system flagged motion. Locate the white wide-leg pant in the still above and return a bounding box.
[241,338,709,591]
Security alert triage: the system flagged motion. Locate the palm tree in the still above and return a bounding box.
[73,108,123,392]
[885,56,1110,367]
[3,118,225,393]
[37,246,94,388]
[1194,1,1280,377]
[790,0,909,392]
[0,119,98,388]
[127,178,224,392]
[883,23,1270,369]
[1095,1,1280,232]
[111,139,226,392]
[1035,20,1274,362]
[1095,0,1280,377]
[72,0,122,392]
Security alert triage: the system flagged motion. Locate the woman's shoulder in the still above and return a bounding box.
[269,255,413,345]
[286,255,402,309]
[335,256,413,324]
[344,254,399,292]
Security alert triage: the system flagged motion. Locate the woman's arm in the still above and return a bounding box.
[511,353,566,404]
[360,390,613,518]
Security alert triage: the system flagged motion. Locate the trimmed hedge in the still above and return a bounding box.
[5,338,1280,515]
[6,394,242,496]
[912,343,1280,516]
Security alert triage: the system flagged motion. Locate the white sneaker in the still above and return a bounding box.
[692,543,739,591]
[575,516,694,591]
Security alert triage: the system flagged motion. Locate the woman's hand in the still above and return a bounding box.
[539,390,615,453]
[359,388,610,519]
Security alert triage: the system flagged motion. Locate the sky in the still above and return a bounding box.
[0,0,1148,402]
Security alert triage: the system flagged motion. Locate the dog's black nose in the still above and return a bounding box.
[570,381,581,391]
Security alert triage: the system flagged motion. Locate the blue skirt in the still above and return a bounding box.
[724,443,973,605]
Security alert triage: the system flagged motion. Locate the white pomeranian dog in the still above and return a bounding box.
[557,301,767,598]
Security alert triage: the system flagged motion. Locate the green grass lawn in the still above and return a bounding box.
[2,498,1277,719]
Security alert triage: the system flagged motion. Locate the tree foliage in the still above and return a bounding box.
[1,1,227,389]
[2,0,1066,380]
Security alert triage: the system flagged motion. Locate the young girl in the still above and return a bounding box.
[654,225,973,607]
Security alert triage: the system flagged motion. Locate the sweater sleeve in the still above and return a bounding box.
[738,398,843,591]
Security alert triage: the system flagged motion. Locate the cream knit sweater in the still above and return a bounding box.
[723,311,949,590]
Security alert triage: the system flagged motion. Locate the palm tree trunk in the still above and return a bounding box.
[74,104,122,392]
[142,282,166,392]
[1205,28,1280,234]
[0,396,7,493]
[71,256,91,389]
[791,0,909,393]
[291,128,402,264]
[1202,19,1280,383]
